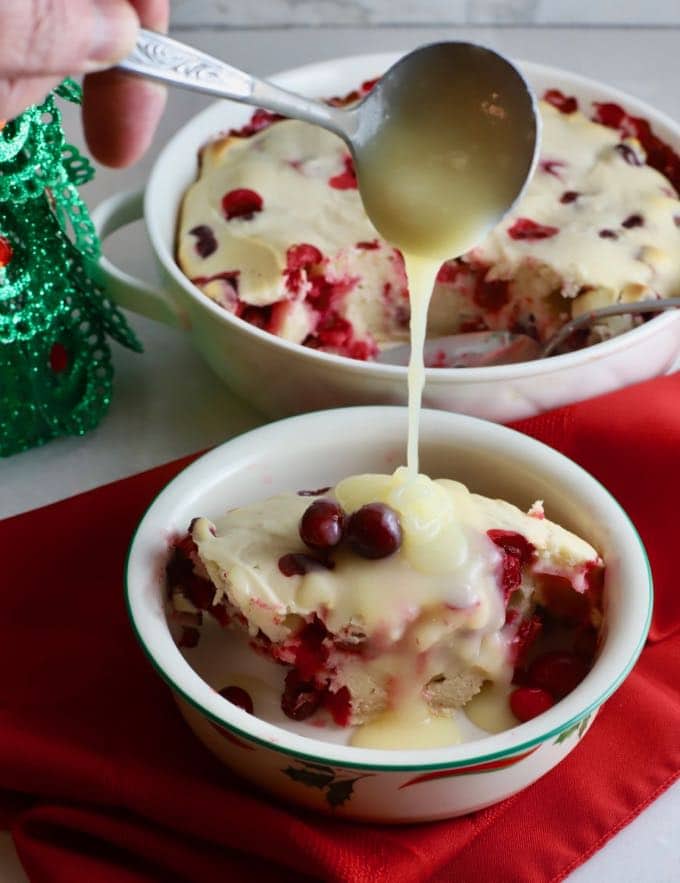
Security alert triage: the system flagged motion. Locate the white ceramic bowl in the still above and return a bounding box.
[126,407,652,822]
[93,53,680,423]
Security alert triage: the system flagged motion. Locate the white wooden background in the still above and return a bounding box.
[170,0,680,28]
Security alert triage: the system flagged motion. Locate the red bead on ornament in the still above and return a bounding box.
[49,343,69,374]
[0,236,13,268]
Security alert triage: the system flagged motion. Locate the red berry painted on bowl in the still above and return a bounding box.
[347,503,402,559]
[510,686,555,722]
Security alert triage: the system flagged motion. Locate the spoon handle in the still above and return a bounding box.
[118,29,350,139]
[542,296,680,357]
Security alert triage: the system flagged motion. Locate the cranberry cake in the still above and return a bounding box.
[167,470,604,737]
[177,86,680,362]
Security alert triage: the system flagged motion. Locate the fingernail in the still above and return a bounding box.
[87,0,140,70]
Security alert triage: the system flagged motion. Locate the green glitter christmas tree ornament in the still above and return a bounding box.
[0,79,142,457]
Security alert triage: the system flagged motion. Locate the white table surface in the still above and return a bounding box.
[1,24,679,883]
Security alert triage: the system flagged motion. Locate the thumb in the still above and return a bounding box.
[0,0,140,77]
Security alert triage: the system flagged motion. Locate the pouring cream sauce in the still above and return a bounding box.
[344,58,537,746]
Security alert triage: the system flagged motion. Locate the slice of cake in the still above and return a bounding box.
[177,86,680,361]
[167,469,604,731]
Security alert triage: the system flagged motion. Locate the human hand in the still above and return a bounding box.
[0,0,169,167]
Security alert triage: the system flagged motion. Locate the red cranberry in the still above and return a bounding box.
[189,224,218,258]
[622,213,644,228]
[278,553,334,577]
[536,572,590,625]
[0,235,13,267]
[543,89,578,114]
[592,102,626,129]
[219,685,254,714]
[560,190,579,204]
[240,304,272,330]
[299,499,345,550]
[347,503,402,559]
[328,154,358,190]
[487,530,535,564]
[507,218,559,241]
[527,651,589,699]
[286,243,323,271]
[509,613,543,667]
[599,229,618,240]
[488,530,536,603]
[574,626,599,660]
[324,686,352,726]
[436,262,460,284]
[473,276,510,312]
[281,670,322,720]
[293,618,330,680]
[540,159,566,178]
[592,101,680,192]
[316,314,353,349]
[510,686,554,722]
[229,108,283,137]
[222,188,263,220]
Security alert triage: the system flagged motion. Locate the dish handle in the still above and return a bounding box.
[91,190,183,329]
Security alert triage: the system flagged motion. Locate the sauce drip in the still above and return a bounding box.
[347,50,535,746]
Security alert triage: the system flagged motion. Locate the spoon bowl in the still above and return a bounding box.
[351,43,539,257]
[119,33,538,258]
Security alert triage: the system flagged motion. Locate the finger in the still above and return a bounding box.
[83,0,169,168]
[0,76,62,122]
[0,0,139,77]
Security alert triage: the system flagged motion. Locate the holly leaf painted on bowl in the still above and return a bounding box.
[281,765,335,790]
[325,778,358,808]
[555,723,580,744]
[555,713,592,745]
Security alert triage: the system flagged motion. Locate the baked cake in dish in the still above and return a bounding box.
[177,85,680,363]
[166,470,604,736]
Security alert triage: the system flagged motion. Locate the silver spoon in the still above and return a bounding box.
[376,297,680,367]
[119,32,538,255]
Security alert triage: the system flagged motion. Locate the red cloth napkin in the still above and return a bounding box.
[2,373,679,883]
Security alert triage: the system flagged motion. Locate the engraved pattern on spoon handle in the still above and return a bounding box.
[118,29,351,139]
[120,29,255,98]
